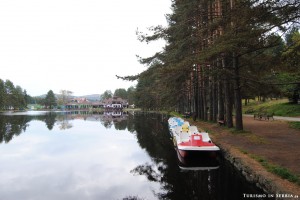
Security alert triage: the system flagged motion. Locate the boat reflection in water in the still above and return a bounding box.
[0,111,269,199]
[171,141,221,199]
[176,149,220,171]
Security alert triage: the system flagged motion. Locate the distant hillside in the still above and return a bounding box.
[34,94,47,99]
[78,94,100,102]
[34,94,100,102]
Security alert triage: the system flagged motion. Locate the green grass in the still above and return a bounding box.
[169,111,181,117]
[250,154,300,185]
[268,103,300,116]
[238,149,300,185]
[243,99,300,117]
[238,148,249,155]
[288,122,300,130]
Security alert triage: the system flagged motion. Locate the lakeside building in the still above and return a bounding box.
[65,96,128,110]
[65,98,99,109]
[64,110,129,124]
[102,96,129,109]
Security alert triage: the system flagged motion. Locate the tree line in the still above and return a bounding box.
[34,88,137,109]
[118,0,300,130]
[100,87,136,105]
[0,79,33,110]
[0,80,75,110]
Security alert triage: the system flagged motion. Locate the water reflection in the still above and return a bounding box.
[62,111,131,130]
[0,112,56,143]
[0,111,268,200]
[127,113,267,200]
[176,151,220,171]
[0,111,132,143]
[0,111,161,200]
[129,113,220,199]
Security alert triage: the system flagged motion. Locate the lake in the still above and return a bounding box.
[0,111,266,200]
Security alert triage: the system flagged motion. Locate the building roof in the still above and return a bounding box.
[102,96,128,105]
[65,96,128,106]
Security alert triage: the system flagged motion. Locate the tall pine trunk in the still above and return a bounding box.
[222,56,233,128]
[213,70,218,122]
[233,53,243,130]
[209,66,214,121]
[203,68,208,121]
[217,58,225,121]
[194,67,199,119]
[218,79,225,121]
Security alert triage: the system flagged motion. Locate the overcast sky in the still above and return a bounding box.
[0,0,171,96]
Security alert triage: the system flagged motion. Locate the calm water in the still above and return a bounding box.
[0,111,266,200]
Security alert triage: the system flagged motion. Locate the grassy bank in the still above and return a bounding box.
[240,150,300,186]
[288,122,300,130]
[243,99,300,117]
[167,111,300,187]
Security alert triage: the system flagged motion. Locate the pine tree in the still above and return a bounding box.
[45,90,57,109]
[0,79,5,110]
[119,0,300,130]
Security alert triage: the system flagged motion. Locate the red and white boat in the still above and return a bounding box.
[168,117,220,158]
[176,150,220,171]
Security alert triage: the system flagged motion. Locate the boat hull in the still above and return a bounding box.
[174,133,220,157]
[177,147,219,159]
[176,149,220,170]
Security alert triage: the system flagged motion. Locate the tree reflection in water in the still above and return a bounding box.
[0,115,30,143]
[131,162,165,182]
[0,112,57,143]
[120,195,145,200]
[55,114,73,130]
[0,111,132,143]
[57,120,73,130]
[129,113,250,200]
[129,112,179,199]
[0,111,267,199]
[129,113,267,200]
[44,112,57,130]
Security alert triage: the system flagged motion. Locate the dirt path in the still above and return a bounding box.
[242,116,300,174]
[188,116,300,195]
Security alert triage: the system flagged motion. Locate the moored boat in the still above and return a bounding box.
[176,150,220,171]
[168,117,220,158]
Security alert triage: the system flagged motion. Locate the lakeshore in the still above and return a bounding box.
[0,111,267,199]
[185,115,300,198]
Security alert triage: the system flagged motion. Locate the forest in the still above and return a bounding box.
[118,0,300,130]
[0,79,31,110]
[2,1,300,132]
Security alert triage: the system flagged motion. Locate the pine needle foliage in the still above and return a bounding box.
[118,0,300,130]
